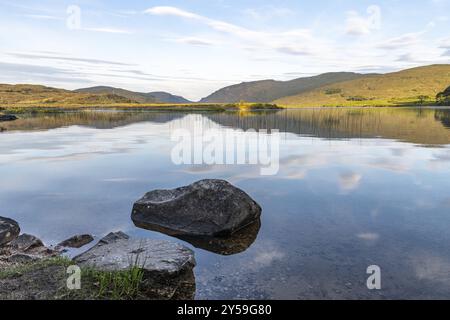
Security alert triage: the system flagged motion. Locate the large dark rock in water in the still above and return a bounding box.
[131,179,262,237]
[0,217,20,246]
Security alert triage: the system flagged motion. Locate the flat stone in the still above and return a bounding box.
[74,232,196,276]
[57,234,94,249]
[0,217,20,246]
[132,179,262,237]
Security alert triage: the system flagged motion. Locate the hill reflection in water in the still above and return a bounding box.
[2,107,450,146]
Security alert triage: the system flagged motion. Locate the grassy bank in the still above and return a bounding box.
[0,256,193,300]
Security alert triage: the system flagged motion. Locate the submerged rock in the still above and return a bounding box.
[57,234,94,249]
[0,115,17,122]
[132,179,262,237]
[0,217,20,246]
[135,219,261,256]
[74,232,196,299]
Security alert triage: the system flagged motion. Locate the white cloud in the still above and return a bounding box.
[346,5,381,36]
[82,27,132,34]
[145,6,319,56]
[244,6,294,21]
[174,37,215,46]
[145,6,201,19]
[378,32,423,50]
[20,14,64,21]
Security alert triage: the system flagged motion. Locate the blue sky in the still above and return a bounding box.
[0,0,449,101]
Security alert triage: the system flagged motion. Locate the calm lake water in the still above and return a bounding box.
[1,107,450,299]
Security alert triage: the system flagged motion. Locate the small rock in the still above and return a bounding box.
[98,231,129,245]
[0,217,20,246]
[57,234,94,249]
[10,234,44,252]
[132,179,262,237]
[0,115,17,122]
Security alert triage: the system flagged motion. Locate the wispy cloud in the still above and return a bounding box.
[345,5,381,36]
[174,37,215,46]
[8,52,135,66]
[378,32,423,50]
[0,61,92,84]
[145,6,318,56]
[244,6,294,21]
[20,14,64,21]
[82,27,132,34]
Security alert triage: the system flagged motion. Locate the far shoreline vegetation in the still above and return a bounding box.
[0,64,449,114]
[0,102,283,114]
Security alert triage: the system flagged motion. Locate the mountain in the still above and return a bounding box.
[0,84,137,105]
[75,86,192,104]
[200,72,368,103]
[275,64,450,107]
[74,86,157,103]
[148,91,191,103]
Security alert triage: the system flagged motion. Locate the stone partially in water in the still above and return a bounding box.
[57,234,94,249]
[0,217,20,246]
[10,234,44,252]
[74,232,195,274]
[131,179,262,237]
[0,115,17,122]
[74,232,197,299]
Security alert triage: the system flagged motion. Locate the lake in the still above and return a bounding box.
[1,107,450,299]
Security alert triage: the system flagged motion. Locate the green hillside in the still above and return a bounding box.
[275,65,450,107]
[148,91,191,103]
[75,86,192,104]
[75,86,157,103]
[200,72,367,103]
[0,84,136,105]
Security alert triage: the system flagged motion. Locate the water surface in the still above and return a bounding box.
[1,107,450,299]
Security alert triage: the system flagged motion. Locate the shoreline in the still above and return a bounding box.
[2,103,449,115]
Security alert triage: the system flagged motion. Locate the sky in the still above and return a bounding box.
[0,0,449,101]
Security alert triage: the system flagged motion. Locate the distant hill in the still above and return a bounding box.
[75,86,157,103]
[75,86,191,104]
[275,64,450,107]
[0,84,136,105]
[148,91,191,103]
[200,72,367,103]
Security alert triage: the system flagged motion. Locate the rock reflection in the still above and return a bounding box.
[134,219,261,256]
